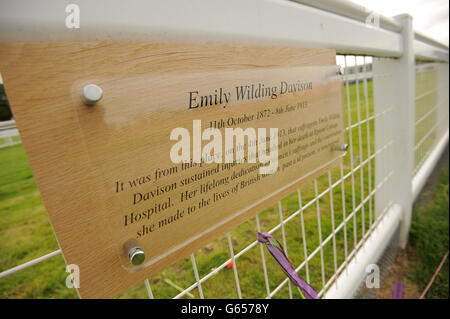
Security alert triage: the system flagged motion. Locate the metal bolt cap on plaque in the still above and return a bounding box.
[82,84,103,105]
[128,247,146,266]
[123,239,146,266]
[332,143,349,151]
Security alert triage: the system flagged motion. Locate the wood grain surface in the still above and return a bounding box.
[0,42,341,298]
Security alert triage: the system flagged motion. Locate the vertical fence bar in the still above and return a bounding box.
[297,189,310,283]
[392,14,416,248]
[344,56,358,249]
[227,232,242,298]
[190,253,204,299]
[339,162,349,275]
[256,214,271,297]
[314,179,326,289]
[328,171,338,275]
[277,201,293,299]
[144,279,154,299]
[436,64,449,144]
[363,56,373,227]
[354,55,366,238]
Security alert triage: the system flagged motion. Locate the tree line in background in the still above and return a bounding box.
[0,84,13,121]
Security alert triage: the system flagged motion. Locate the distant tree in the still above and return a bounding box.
[0,83,13,121]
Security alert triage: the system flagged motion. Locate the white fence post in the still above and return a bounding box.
[373,15,415,248]
[373,57,394,220]
[392,14,415,248]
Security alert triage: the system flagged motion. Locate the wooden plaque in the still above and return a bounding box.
[0,42,344,298]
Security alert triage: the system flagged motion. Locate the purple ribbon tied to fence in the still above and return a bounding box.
[393,282,403,299]
[257,232,319,299]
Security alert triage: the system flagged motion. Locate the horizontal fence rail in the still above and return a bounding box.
[0,121,21,149]
[0,0,447,61]
[0,0,448,299]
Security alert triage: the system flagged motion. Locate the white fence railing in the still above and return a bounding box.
[0,120,21,149]
[0,0,448,299]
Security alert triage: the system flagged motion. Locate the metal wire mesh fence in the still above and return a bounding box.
[414,63,449,174]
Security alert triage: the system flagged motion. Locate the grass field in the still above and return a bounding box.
[0,71,444,299]
[409,164,449,298]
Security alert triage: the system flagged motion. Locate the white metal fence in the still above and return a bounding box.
[0,120,21,149]
[0,0,448,299]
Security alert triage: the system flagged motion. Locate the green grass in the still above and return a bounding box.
[0,144,77,298]
[0,75,443,298]
[409,166,449,299]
